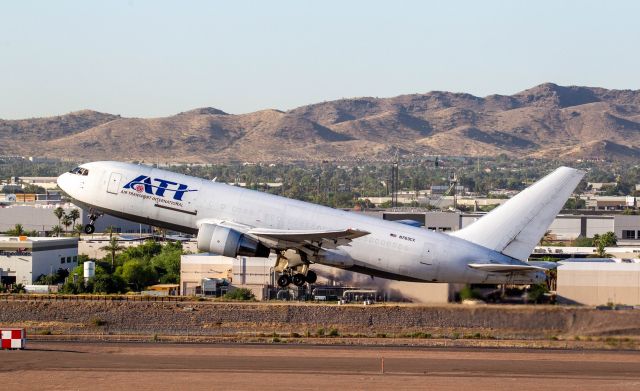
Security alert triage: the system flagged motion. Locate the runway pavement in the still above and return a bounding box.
[2,342,640,390]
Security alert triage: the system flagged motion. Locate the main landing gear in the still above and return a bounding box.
[275,249,317,288]
[83,210,103,234]
[277,270,317,288]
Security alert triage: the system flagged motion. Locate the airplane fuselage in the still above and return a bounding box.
[58,161,545,284]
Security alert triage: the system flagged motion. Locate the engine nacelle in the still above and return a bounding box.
[197,224,270,258]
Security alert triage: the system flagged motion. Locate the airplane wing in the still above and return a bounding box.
[247,227,370,250]
[468,263,547,273]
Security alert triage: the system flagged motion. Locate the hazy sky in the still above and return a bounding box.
[1,0,639,119]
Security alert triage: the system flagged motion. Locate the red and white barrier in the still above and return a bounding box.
[1,328,26,350]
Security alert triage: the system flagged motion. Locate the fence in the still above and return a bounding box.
[0,293,194,302]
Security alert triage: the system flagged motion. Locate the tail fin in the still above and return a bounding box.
[451,166,585,261]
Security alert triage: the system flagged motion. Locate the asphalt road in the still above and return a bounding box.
[2,342,640,390]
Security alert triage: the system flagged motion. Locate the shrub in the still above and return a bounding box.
[527,283,549,303]
[90,317,107,327]
[223,288,255,301]
[458,285,481,301]
[328,328,339,337]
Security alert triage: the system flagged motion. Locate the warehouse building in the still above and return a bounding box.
[557,261,640,306]
[180,252,455,303]
[180,253,276,299]
[377,211,640,244]
[0,236,78,285]
[0,203,151,234]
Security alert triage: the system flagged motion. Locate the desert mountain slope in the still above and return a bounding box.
[3,84,640,162]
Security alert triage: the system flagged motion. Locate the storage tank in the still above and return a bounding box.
[84,261,95,281]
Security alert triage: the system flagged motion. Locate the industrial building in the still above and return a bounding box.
[376,210,640,245]
[180,252,456,303]
[0,236,78,285]
[180,253,276,299]
[557,260,640,306]
[0,203,152,234]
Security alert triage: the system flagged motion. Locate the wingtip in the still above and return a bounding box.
[557,166,587,178]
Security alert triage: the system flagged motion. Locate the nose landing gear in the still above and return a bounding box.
[83,211,103,234]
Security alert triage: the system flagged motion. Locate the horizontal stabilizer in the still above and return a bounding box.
[468,263,546,273]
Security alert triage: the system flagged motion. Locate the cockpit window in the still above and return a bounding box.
[69,167,89,176]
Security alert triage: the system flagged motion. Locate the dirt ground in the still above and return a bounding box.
[2,342,640,390]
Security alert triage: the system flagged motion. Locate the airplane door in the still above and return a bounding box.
[107,172,122,194]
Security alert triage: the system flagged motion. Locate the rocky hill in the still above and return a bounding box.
[2,83,640,162]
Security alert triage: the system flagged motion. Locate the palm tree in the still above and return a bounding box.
[9,223,24,236]
[104,225,117,239]
[61,215,73,234]
[100,236,125,269]
[68,209,80,228]
[50,225,63,237]
[53,207,65,227]
[73,224,84,238]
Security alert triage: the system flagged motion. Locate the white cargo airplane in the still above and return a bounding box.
[57,162,584,287]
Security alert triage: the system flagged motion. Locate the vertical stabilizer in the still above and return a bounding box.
[451,167,585,261]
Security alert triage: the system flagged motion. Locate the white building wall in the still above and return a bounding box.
[548,217,581,240]
[31,248,78,281]
[586,218,614,237]
[0,248,77,284]
[232,256,276,285]
[557,262,640,306]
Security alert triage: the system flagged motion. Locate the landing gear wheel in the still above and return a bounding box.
[84,224,95,234]
[277,274,291,288]
[292,273,306,287]
[305,270,317,284]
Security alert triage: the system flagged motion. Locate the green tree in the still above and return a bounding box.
[73,224,84,238]
[598,231,617,247]
[34,268,70,285]
[592,232,616,257]
[100,237,125,270]
[104,225,117,238]
[23,184,46,194]
[11,283,26,293]
[119,259,157,291]
[53,207,65,227]
[92,273,127,294]
[68,209,80,228]
[7,223,24,236]
[150,242,183,283]
[50,225,63,237]
[61,214,73,234]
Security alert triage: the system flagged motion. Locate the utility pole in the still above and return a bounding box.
[450,172,458,210]
[391,156,399,208]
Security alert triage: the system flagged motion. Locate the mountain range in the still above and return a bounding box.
[2,83,640,163]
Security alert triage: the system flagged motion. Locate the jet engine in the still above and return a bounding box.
[197,224,270,258]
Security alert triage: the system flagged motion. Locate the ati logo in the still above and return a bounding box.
[122,175,198,201]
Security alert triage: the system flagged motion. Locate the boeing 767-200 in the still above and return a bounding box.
[57,162,584,286]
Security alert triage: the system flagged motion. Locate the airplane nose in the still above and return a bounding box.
[57,173,72,193]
